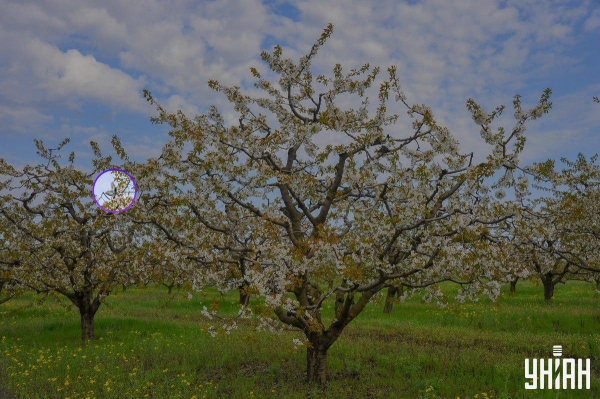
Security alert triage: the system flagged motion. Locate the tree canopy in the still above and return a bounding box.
[139,24,553,383]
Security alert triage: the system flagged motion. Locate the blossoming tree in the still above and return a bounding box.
[142,24,552,384]
[508,153,600,300]
[0,138,148,339]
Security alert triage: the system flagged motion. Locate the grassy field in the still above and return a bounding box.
[0,281,599,399]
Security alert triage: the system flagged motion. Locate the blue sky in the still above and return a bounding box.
[0,0,598,170]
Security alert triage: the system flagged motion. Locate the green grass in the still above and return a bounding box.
[0,281,599,398]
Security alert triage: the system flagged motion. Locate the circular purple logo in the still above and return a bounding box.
[92,169,137,213]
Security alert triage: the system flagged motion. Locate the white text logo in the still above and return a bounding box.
[524,345,590,390]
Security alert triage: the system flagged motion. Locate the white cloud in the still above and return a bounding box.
[24,40,147,112]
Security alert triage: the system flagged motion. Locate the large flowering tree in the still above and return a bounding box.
[509,211,577,301]
[142,25,552,384]
[0,138,148,339]
[511,154,600,300]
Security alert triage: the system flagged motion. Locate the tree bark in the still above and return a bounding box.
[71,290,102,341]
[306,337,329,385]
[509,277,519,295]
[80,307,96,340]
[238,280,250,307]
[167,284,173,295]
[239,291,250,307]
[383,286,399,313]
[596,278,600,291]
[542,274,555,301]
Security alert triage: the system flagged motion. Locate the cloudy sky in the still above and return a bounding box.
[0,0,598,169]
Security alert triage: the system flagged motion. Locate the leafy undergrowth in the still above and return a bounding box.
[0,281,599,398]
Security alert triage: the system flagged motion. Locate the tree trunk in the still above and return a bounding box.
[596,278,600,291]
[74,291,102,341]
[509,277,519,295]
[272,288,377,385]
[543,283,554,301]
[306,341,328,385]
[239,291,250,307]
[383,286,399,313]
[238,279,251,307]
[80,308,96,340]
[167,284,173,295]
[542,274,555,301]
[122,284,127,292]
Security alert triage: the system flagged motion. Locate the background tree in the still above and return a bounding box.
[0,138,147,339]
[510,154,599,301]
[142,24,552,384]
[545,154,600,276]
[142,241,194,295]
[509,277,519,295]
[510,199,575,301]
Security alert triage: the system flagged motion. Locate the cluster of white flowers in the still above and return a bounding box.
[472,108,489,126]
[514,109,526,120]
[485,281,502,301]
[221,321,238,335]
[201,306,216,320]
[256,316,284,334]
[529,105,545,119]
[456,214,472,228]
[237,306,253,319]
[479,127,493,142]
